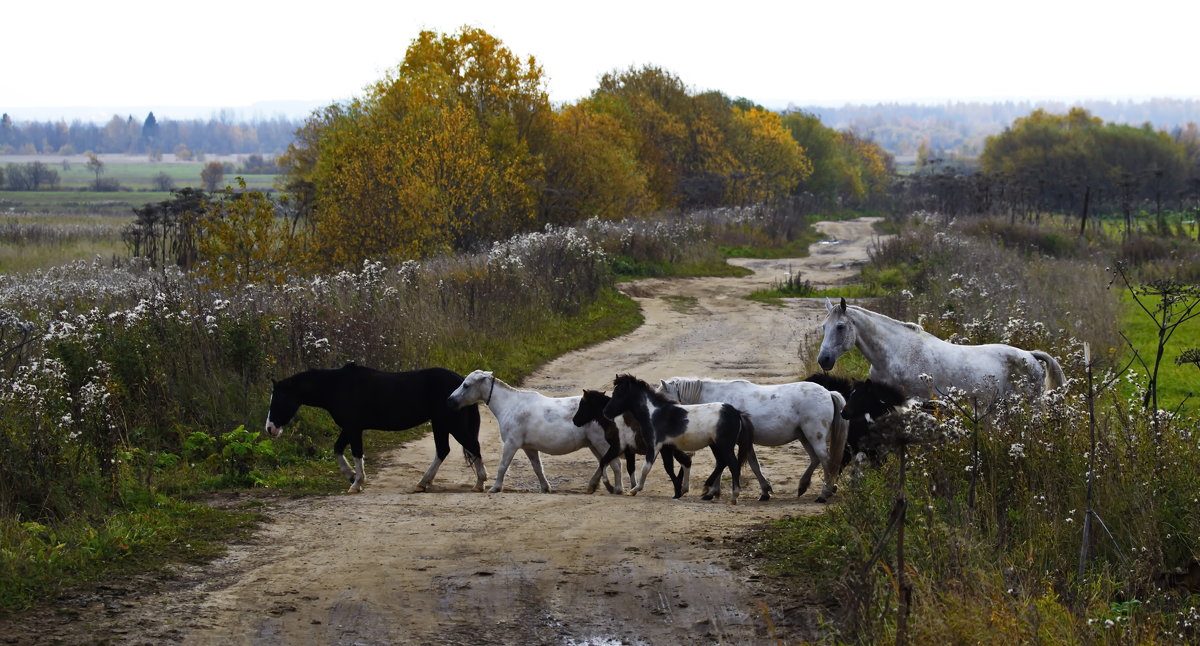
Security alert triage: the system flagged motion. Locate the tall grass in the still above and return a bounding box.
[761,216,1200,644]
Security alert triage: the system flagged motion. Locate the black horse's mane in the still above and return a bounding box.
[862,379,907,407]
[804,372,857,395]
[614,374,675,407]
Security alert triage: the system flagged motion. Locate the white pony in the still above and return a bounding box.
[816,298,1066,405]
[658,376,849,502]
[446,370,623,494]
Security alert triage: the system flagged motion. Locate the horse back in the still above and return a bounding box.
[330,365,474,432]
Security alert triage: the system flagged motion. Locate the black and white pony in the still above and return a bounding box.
[602,374,755,504]
[806,373,918,467]
[658,376,847,502]
[265,363,486,493]
[571,389,693,499]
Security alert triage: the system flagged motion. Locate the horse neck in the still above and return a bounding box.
[481,377,518,414]
[290,371,334,409]
[850,308,910,372]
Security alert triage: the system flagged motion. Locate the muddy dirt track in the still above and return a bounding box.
[6,218,884,646]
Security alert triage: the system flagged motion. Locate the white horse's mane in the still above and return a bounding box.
[847,304,925,333]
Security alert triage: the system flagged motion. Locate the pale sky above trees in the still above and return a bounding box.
[5,0,1198,121]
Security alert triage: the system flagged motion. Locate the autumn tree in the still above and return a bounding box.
[541,98,651,223]
[195,178,293,289]
[284,27,552,269]
[200,161,225,191]
[724,106,812,203]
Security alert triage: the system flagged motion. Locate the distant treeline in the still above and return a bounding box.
[799,98,1200,157]
[0,112,303,156]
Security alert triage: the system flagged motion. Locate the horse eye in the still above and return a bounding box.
[836,323,846,331]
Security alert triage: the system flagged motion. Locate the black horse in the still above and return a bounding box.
[572,389,694,498]
[805,373,907,467]
[265,363,486,493]
[602,374,754,504]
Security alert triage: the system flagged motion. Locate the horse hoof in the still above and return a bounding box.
[700,493,714,501]
[472,486,484,492]
[759,493,771,502]
[626,490,638,497]
[412,484,428,493]
[729,499,738,506]
[347,487,362,494]
[815,496,828,503]
[612,488,624,495]
[488,487,502,494]
[603,483,614,494]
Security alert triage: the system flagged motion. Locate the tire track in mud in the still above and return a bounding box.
[1,218,885,646]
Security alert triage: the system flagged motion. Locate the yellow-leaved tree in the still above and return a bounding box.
[541,98,651,223]
[725,107,813,204]
[284,27,551,270]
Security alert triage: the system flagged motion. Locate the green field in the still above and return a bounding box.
[1120,290,1200,410]
[2,155,278,216]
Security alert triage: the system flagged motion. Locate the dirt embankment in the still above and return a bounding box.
[3,218,885,646]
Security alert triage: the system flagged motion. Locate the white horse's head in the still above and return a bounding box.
[446,370,494,409]
[817,298,855,371]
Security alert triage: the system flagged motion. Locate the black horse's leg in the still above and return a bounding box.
[700,447,726,501]
[630,445,657,495]
[452,405,487,491]
[674,449,693,495]
[713,441,741,505]
[347,429,366,493]
[662,450,683,499]
[589,441,623,495]
[415,420,452,492]
[624,448,637,485]
[333,428,355,485]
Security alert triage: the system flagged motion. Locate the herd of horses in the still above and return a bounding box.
[264,299,1065,503]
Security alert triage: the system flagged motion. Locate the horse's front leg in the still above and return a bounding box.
[630,446,658,496]
[589,441,621,494]
[661,450,682,499]
[333,429,356,487]
[415,425,452,492]
[347,431,367,494]
[523,449,552,493]
[489,441,520,493]
[592,441,623,495]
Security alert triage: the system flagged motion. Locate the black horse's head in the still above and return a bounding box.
[265,378,302,438]
[841,379,907,421]
[603,374,649,420]
[573,389,610,427]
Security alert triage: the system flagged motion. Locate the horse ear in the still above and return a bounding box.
[660,379,668,389]
[839,297,848,312]
[825,297,834,313]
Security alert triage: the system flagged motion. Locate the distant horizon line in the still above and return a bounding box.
[5,94,1200,123]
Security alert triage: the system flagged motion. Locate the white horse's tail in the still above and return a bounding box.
[1031,350,1066,391]
[827,391,848,476]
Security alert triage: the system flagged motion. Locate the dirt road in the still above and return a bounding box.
[9,218,883,645]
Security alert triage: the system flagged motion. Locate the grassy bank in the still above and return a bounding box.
[753,216,1200,644]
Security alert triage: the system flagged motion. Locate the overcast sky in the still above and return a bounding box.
[4,0,1198,121]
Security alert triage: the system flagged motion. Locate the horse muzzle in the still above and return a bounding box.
[816,353,835,371]
[264,421,282,438]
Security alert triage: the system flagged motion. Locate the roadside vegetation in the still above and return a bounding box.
[3,23,1200,643]
[0,199,817,612]
[759,211,1200,644]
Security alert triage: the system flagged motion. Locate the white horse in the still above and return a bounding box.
[816,298,1066,406]
[658,376,849,502]
[446,370,623,494]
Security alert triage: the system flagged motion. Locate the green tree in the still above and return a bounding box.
[85,151,105,186]
[196,178,293,289]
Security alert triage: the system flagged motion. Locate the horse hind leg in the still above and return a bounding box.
[796,433,818,497]
[744,445,772,502]
[347,432,366,494]
[524,449,552,493]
